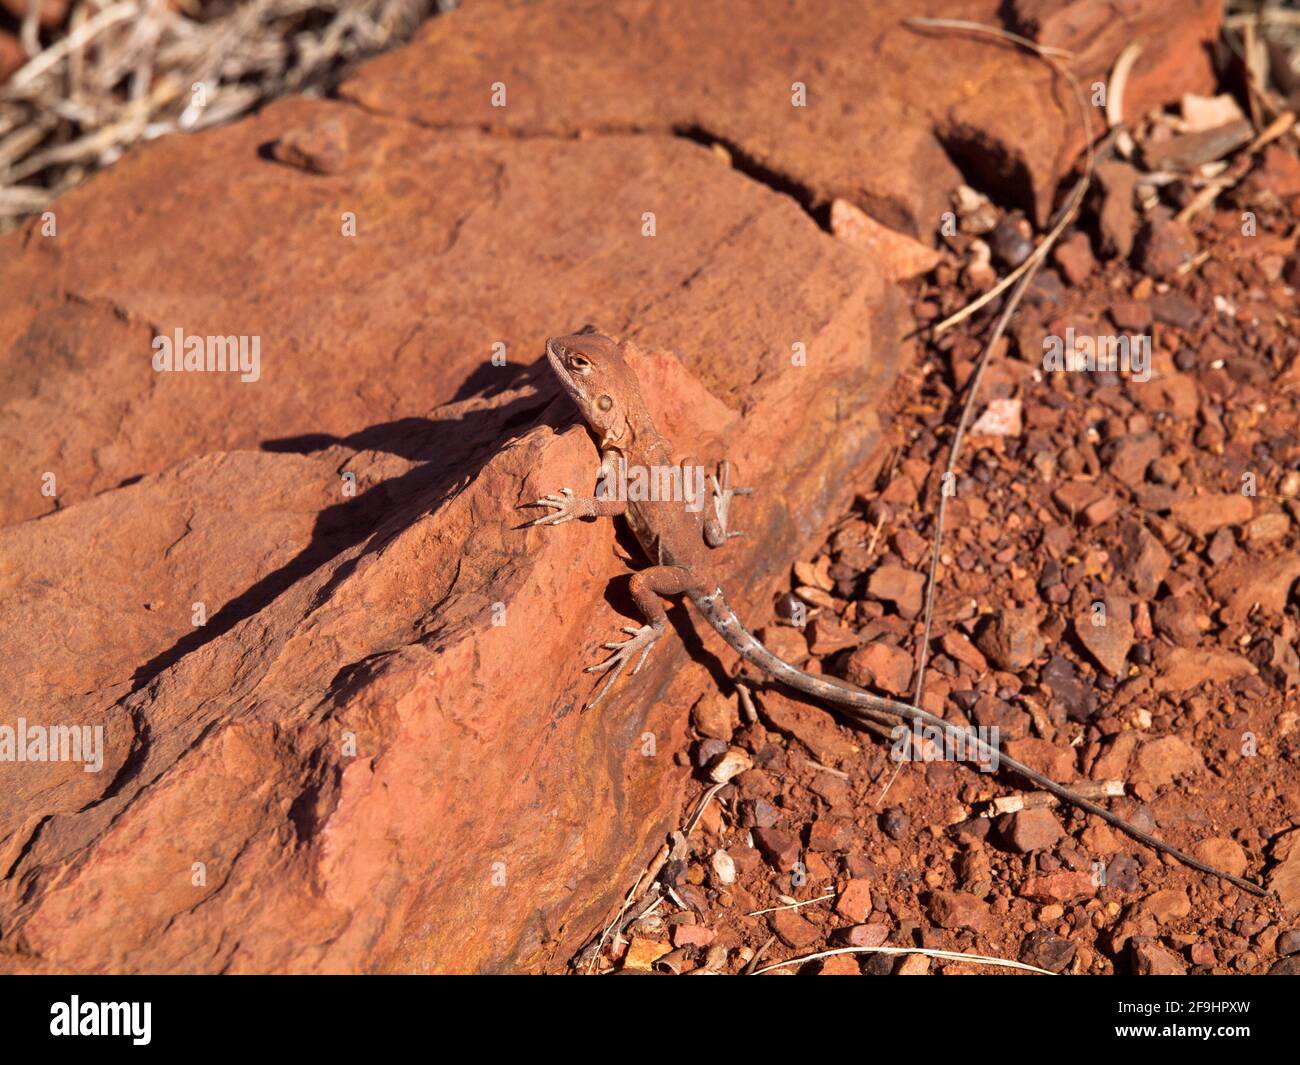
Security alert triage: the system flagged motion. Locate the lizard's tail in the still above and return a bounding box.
[690,586,1269,897]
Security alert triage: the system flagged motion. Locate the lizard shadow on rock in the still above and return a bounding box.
[124,368,562,711]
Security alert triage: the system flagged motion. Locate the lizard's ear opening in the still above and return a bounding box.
[577,323,599,335]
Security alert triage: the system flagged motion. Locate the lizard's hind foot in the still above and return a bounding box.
[584,623,663,708]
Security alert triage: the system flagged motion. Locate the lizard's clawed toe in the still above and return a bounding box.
[584,623,662,707]
[519,487,579,527]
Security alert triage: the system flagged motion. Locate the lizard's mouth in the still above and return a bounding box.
[600,419,627,449]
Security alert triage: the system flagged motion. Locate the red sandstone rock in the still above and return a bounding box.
[830,199,942,281]
[1151,647,1257,694]
[0,0,69,27]
[0,30,25,84]
[927,890,990,931]
[834,878,874,923]
[0,91,905,973]
[758,690,859,766]
[1132,735,1205,787]
[1169,493,1254,537]
[342,0,1218,231]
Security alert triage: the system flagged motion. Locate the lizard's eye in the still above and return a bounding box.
[568,354,592,373]
[596,395,613,411]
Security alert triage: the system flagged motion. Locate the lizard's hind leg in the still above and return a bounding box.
[704,460,753,547]
[586,565,694,708]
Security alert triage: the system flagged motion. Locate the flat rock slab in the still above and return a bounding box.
[343,0,1218,232]
[1,96,886,527]
[0,89,903,972]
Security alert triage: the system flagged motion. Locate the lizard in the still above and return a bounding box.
[521,326,1268,897]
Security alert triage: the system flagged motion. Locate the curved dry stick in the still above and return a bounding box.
[901,15,1096,718]
[751,944,1056,976]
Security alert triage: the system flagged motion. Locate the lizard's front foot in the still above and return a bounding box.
[520,487,585,527]
[705,460,754,546]
[584,622,663,707]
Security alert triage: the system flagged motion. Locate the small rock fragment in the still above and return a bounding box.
[671,923,716,948]
[867,564,925,617]
[818,954,862,975]
[970,398,1022,437]
[880,806,911,841]
[895,953,931,975]
[272,117,350,175]
[928,890,990,931]
[760,693,859,764]
[989,215,1034,269]
[1020,930,1076,974]
[830,198,942,281]
[976,609,1044,672]
[808,616,861,654]
[1108,300,1152,332]
[1135,213,1198,280]
[941,630,988,674]
[844,923,890,948]
[708,747,752,784]
[710,849,737,886]
[1132,736,1204,787]
[1097,160,1139,257]
[693,738,728,768]
[1169,494,1253,537]
[1019,871,1095,902]
[1130,937,1186,976]
[1142,888,1191,925]
[1053,231,1095,285]
[752,827,801,872]
[623,937,673,971]
[807,817,855,852]
[845,642,914,696]
[1107,853,1142,893]
[1001,808,1065,853]
[1192,838,1247,879]
[770,907,820,949]
[692,695,737,740]
[1074,609,1134,678]
[1040,655,1096,722]
[1152,647,1256,694]
[835,879,874,923]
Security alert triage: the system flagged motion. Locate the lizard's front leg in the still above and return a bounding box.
[586,565,695,708]
[520,450,628,526]
[519,487,626,527]
[704,459,753,547]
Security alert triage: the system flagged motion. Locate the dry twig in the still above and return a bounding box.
[751,945,1056,976]
[0,0,438,229]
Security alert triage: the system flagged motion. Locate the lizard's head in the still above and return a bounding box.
[545,326,644,450]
